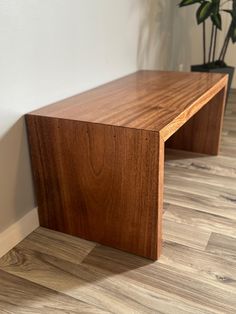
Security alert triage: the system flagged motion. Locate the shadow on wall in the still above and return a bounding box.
[136,0,175,70]
[136,0,192,72]
[170,0,193,71]
[0,117,36,233]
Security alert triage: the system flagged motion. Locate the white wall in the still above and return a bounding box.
[0,0,174,236]
[171,0,236,88]
[171,2,202,71]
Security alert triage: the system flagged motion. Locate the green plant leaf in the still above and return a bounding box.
[211,0,220,5]
[211,13,222,29]
[179,0,200,7]
[196,1,213,24]
[211,0,220,15]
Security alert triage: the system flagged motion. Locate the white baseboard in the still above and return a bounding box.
[0,207,39,258]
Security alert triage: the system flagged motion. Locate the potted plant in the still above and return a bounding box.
[179,0,236,96]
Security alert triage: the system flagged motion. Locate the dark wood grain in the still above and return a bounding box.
[26,70,227,260]
[26,117,163,259]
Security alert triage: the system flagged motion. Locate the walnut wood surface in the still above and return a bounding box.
[26,117,163,259]
[166,87,226,154]
[26,70,227,260]
[29,71,227,138]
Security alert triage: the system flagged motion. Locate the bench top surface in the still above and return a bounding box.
[29,70,227,139]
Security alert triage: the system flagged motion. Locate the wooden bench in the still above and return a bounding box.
[26,71,227,260]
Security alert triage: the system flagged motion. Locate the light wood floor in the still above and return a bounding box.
[1,91,236,313]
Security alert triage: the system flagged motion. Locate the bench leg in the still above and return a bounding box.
[26,116,164,260]
[166,87,226,155]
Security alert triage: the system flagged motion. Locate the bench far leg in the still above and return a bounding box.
[166,87,227,155]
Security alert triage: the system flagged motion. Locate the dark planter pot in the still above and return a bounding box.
[191,64,235,101]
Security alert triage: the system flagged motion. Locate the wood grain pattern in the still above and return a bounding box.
[164,150,236,220]
[165,148,236,179]
[81,246,236,313]
[0,269,107,314]
[20,227,96,265]
[1,90,236,313]
[0,243,210,314]
[166,87,226,154]
[29,71,227,137]
[26,117,163,260]
[161,241,236,291]
[206,233,236,262]
[26,70,227,260]
[163,219,211,250]
[164,204,236,238]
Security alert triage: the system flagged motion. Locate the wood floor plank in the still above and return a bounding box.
[82,245,236,314]
[0,246,163,314]
[21,227,96,265]
[0,269,108,313]
[165,149,236,179]
[165,167,236,193]
[206,233,236,262]
[220,147,236,158]
[0,242,220,314]
[164,169,236,218]
[221,134,236,157]
[164,187,236,221]
[160,241,236,291]
[165,164,236,190]
[164,204,236,238]
[163,219,211,250]
[223,116,236,132]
